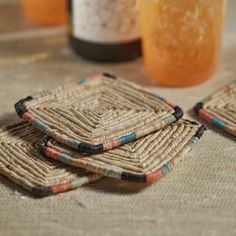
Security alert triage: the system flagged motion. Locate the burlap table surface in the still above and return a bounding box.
[0,1,235,235]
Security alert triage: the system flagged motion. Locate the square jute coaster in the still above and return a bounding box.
[15,73,183,154]
[194,81,236,137]
[0,122,102,197]
[40,120,205,184]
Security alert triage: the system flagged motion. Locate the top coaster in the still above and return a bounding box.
[0,122,102,197]
[194,81,236,137]
[15,73,183,154]
[40,120,205,183]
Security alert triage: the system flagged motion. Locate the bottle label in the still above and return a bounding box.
[71,0,140,44]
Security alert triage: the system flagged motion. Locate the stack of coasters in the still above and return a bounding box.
[40,120,205,183]
[0,122,102,196]
[194,81,236,137]
[0,73,205,197]
[15,73,183,154]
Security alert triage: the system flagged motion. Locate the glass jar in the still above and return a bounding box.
[140,0,227,87]
[21,0,67,26]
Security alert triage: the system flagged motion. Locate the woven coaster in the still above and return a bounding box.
[194,81,236,137]
[15,73,183,154]
[0,122,102,197]
[40,120,205,183]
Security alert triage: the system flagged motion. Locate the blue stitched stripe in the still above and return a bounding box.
[162,163,172,175]
[120,133,136,145]
[212,118,226,130]
[78,78,87,85]
[33,120,49,132]
[59,153,73,165]
[188,136,198,146]
[152,93,164,101]
[164,115,176,124]
[67,139,81,149]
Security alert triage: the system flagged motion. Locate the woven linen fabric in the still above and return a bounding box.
[40,120,205,183]
[194,81,236,137]
[15,73,183,154]
[0,122,102,197]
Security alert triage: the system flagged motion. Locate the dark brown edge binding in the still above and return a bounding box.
[173,106,184,120]
[31,186,54,197]
[14,96,33,118]
[102,72,117,80]
[193,102,204,115]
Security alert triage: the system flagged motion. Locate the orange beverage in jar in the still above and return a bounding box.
[140,0,226,87]
[21,0,67,26]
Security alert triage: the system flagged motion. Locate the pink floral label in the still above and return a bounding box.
[72,0,140,43]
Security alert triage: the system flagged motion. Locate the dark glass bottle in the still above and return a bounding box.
[68,0,141,62]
